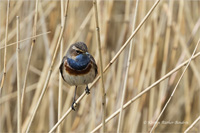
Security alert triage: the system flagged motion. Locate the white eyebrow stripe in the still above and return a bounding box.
[72,46,84,52]
[72,46,79,50]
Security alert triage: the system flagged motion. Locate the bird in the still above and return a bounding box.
[59,42,98,111]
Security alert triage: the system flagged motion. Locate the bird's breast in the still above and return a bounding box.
[64,60,92,76]
[63,60,96,85]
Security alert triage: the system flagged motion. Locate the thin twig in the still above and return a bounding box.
[21,0,39,111]
[16,16,21,133]
[0,2,54,49]
[150,38,200,132]
[117,0,139,132]
[0,0,10,95]
[93,0,106,132]
[184,115,200,133]
[90,52,200,133]
[49,1,160,132]
[0,31,51,50]
[25,0,69,132]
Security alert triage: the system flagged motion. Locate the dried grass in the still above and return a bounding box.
[0,0,200,132]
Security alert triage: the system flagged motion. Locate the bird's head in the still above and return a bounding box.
[66,42,89,60]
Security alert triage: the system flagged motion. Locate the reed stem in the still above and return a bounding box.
[93,0,106,132]
[117,0,139,132]
[0,0,10,95]
[57,0,64,132]
[16,16,21,133]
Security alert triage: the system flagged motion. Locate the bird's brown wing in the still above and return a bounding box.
[89,55,98,76]
[59,56,67,82]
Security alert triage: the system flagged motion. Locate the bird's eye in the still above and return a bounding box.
[76,50,82,54]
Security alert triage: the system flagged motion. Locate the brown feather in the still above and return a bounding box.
[64,61,92,76]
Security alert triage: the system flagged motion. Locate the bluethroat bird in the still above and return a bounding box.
[59,42,98,111]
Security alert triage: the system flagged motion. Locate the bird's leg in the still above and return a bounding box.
[71,86,77,111]
[85,85,90,94]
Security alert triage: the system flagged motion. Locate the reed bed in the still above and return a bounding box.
[0,0,200,132]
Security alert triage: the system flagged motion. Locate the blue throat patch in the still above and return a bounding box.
[67,54,90,70]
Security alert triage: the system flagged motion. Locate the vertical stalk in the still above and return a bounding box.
[93,0,106,132]
[16,16,21,133]
[0,0,10,94]
[117,0,139,132]
[58,0,64,132]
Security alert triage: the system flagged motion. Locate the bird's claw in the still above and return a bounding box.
[71,101,77,111]
[85,86,90,94]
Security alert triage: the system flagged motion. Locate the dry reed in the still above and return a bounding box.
[16,16,21,133]
[57,0,64,132]
[90,51,200,133]
[184,115,200,133]
[0,0,10,94]
[117,0,139,132]
[150,38,200,132]
[93,0,106,132]
[0,31,51,50]
[1,0,200,132]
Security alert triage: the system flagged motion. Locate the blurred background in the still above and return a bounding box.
[0,0,200,132]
